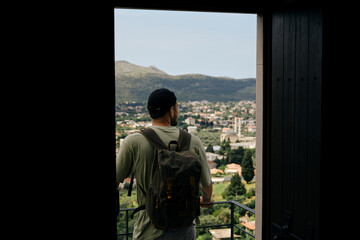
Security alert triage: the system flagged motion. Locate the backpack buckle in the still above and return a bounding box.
[167,140,180,151]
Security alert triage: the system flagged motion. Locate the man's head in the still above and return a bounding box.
[147,88,178,126]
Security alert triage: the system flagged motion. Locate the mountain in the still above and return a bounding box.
[115,60,168,77]
[115,60,256,103]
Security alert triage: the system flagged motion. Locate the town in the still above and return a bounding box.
[116,100,257,239]
[116,100,256,149]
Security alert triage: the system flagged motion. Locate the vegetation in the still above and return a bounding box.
[193,129,221,146]
[242,150,255,183]
[117,188,138,239]
[205,144,215,153]
[222,173,246,198]
[115,60,256,104]
[196,175,255,240]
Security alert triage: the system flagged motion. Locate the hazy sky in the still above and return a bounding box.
[114,9,257,79]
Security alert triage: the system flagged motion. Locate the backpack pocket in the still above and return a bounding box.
[146,186,166,229]
[164,196,200,229]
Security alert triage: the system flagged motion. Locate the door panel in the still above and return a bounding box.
[268,10,322,240]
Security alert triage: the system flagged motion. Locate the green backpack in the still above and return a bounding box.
[130,128,202,230]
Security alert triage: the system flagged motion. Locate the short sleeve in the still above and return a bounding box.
[191,135,212,188]
[116,138,135,185]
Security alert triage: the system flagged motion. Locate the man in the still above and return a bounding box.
[116,88,213,240]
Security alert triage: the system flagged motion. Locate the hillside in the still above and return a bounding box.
[115,60,256,103]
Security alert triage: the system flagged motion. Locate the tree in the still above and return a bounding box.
[206,144,215,153]
[218,139,231,156]
[213,157,221,166]
[228,146,245,165]
[242,149,255,183]
[224,173,246,198]
[218,208,231,223]
[197,215,218,235]
[224,151,230,165]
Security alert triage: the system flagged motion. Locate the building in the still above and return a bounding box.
[185,117,195,125]
[206,152,223,162]
[223,176,232,182]
[118,177,136,190]
[241,221,256,234]
[210,168,224,175]
[220,116,257,143]
[211,177,225,184]
[208,160,217,169]
[187,126,197,133]
[230,141,256,150]
[220,130,238,143]
[225,163,242,176]
[239,212,250,223]
[209,229,241,240]
[234,117,243,138]
[239,212,256,236]
[248,126,256,133]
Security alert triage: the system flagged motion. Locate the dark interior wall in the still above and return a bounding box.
[267,10,322,239]
[320,7,357,240]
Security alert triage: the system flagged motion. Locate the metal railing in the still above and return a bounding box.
[117,200,255,240]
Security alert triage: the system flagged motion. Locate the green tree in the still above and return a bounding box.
[242,149,255,183]
[228,146,245,165]
[218,165,226,172]
[218,208,231,223]
[224,151,230,165]
[206,144,215,153]
[218,139,231,156]
[246,187,256,198]
[213,157,221,166]
[197,215,218,235]
[224,173,246,198]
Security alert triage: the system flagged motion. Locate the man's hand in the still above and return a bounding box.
[200,182,213,208]
[200,196,213,208]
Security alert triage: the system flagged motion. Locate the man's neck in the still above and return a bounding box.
[152,118,171,127]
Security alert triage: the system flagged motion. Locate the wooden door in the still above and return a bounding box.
[266,9,322,240]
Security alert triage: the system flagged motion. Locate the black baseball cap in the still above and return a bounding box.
[147,88,177,117]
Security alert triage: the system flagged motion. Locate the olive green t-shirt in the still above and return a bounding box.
[116,126,212,240]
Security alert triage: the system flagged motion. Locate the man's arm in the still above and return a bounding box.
[200,182,213,207]
[191,134,214,207]
[116,139,134,187]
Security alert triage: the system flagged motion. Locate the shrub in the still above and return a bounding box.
[246,187,255,198]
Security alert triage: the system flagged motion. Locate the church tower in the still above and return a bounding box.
[234,117,243,138]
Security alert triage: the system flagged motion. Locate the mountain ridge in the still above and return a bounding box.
[115,60,256,103]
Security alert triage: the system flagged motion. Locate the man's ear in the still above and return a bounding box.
[169,106,175,117]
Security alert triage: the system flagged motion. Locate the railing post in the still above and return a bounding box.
[231,201,234,240]
[125,210,129,240]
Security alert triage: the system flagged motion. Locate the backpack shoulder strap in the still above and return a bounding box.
[178,129,192,151]
[127,173,135,196]
[139,128,166,150]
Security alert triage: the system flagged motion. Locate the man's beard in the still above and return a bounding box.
[170,115,178,126]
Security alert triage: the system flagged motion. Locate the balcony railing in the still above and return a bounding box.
[117,200,255,240]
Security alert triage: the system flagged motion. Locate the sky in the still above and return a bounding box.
[114,9,257,79]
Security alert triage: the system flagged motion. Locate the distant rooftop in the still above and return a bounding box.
[209,228,241,240]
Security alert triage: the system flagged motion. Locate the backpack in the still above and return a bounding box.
[129,128,202,230]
